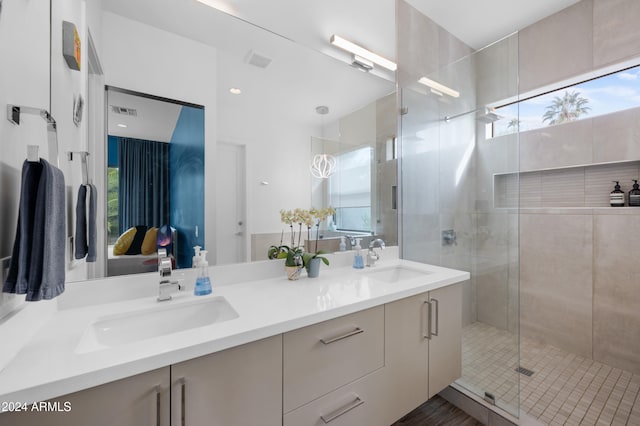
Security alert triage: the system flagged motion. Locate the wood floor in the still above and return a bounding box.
[392,395,484,426]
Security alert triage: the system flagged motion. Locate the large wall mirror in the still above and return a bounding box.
[0,0,398,284]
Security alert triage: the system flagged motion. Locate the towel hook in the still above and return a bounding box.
[7,104,59,168]
[67,151,90,185]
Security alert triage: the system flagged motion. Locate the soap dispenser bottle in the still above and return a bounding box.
[194,249,212,296]
[353,238,364,269]
[192,245,202,268]
[611,181,625,207]
[630,180,640,207]
[339,236,347,251]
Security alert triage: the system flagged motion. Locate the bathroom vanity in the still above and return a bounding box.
[0,250,469,426]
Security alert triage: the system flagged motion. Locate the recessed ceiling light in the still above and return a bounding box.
[229,88,242,95]
[330,34,397,72]
[117,123,127,128]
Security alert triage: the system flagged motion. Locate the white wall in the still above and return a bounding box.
[0,0,51,318]
[101,11,218,260]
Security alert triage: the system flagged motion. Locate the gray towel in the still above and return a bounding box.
[74,184,97,262]
[3,160,43,294]
[74,185,88,259]
[26,159,66,301]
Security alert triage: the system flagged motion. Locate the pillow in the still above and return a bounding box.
[125,225,148,255]
[113,227,137,256]
[141,227,158,255]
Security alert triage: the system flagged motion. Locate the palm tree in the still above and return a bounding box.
[542,90,590,125]
[507,118,520,131]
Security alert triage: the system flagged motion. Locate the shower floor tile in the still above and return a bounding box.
[460,322,640,426]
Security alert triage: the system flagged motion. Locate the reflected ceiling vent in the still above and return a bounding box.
[110,105,137,116]
[245,50,272,69]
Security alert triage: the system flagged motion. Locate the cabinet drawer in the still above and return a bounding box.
[283,368,388,426]
[283,306,384,413]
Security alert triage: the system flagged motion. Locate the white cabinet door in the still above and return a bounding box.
[384,283,463,422]
[428,283,462,398]
[384,292,430,424]
[0,367,170,426]
[171,335,282,426]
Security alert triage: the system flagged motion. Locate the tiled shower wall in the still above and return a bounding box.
[519,209,640,374]
[476,0,640,376]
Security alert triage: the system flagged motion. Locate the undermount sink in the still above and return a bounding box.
[76,296,238,353]
[364,265,431,283]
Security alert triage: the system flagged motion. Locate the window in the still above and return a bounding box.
[107,167,119,244]
[491,63,640,138]
[329,146,372,232]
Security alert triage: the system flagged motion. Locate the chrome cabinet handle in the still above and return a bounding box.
[431,298,439,336]
[423,300,432,340]
[320,396,365,423]
[320,327,363,345]
[155,386,161,426]
[180,378,186,426]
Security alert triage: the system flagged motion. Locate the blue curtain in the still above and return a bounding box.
[117,137,170,234]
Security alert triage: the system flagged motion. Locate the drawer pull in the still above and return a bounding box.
[320,396,365,423]
[320,327,364,345]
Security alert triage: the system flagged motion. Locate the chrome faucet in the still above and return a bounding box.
[157,252,181,301]
[366,239,386,267]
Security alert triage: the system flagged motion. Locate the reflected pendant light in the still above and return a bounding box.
[310,153,337,179]
[311,105,336,179]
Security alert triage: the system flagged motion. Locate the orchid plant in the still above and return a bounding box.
[302,207,335,267]
[267,207,335,268]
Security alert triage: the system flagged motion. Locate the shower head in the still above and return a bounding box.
[476,108,502,123]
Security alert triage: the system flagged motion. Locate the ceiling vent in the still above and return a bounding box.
[245,50,272,69]
[110,105,138,116]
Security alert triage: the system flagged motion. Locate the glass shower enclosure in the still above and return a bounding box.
[399,33,520,417]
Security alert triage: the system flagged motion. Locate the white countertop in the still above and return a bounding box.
[0,250,469,404]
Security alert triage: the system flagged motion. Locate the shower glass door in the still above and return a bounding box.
[399,34,520,417]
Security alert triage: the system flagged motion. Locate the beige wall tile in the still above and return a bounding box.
[519,0,593,93]
[476,34,519,107]
[397,0,440,87]
[519,172,543,208]
[519,119,593,171]
[475,259,509,330]
[540,168,585,207]
[520,214,593,358]
[593,214,640,374]
[593,0,640,68]
[592,108,640,163]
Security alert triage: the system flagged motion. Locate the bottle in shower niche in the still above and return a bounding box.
[630,180,640,207]
[610,181,625,207]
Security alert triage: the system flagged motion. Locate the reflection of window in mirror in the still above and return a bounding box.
[107,168,119,245]
[329,146,373,232]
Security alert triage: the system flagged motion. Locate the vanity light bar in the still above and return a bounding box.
[330,35,397,72]
[418,77,460,98]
